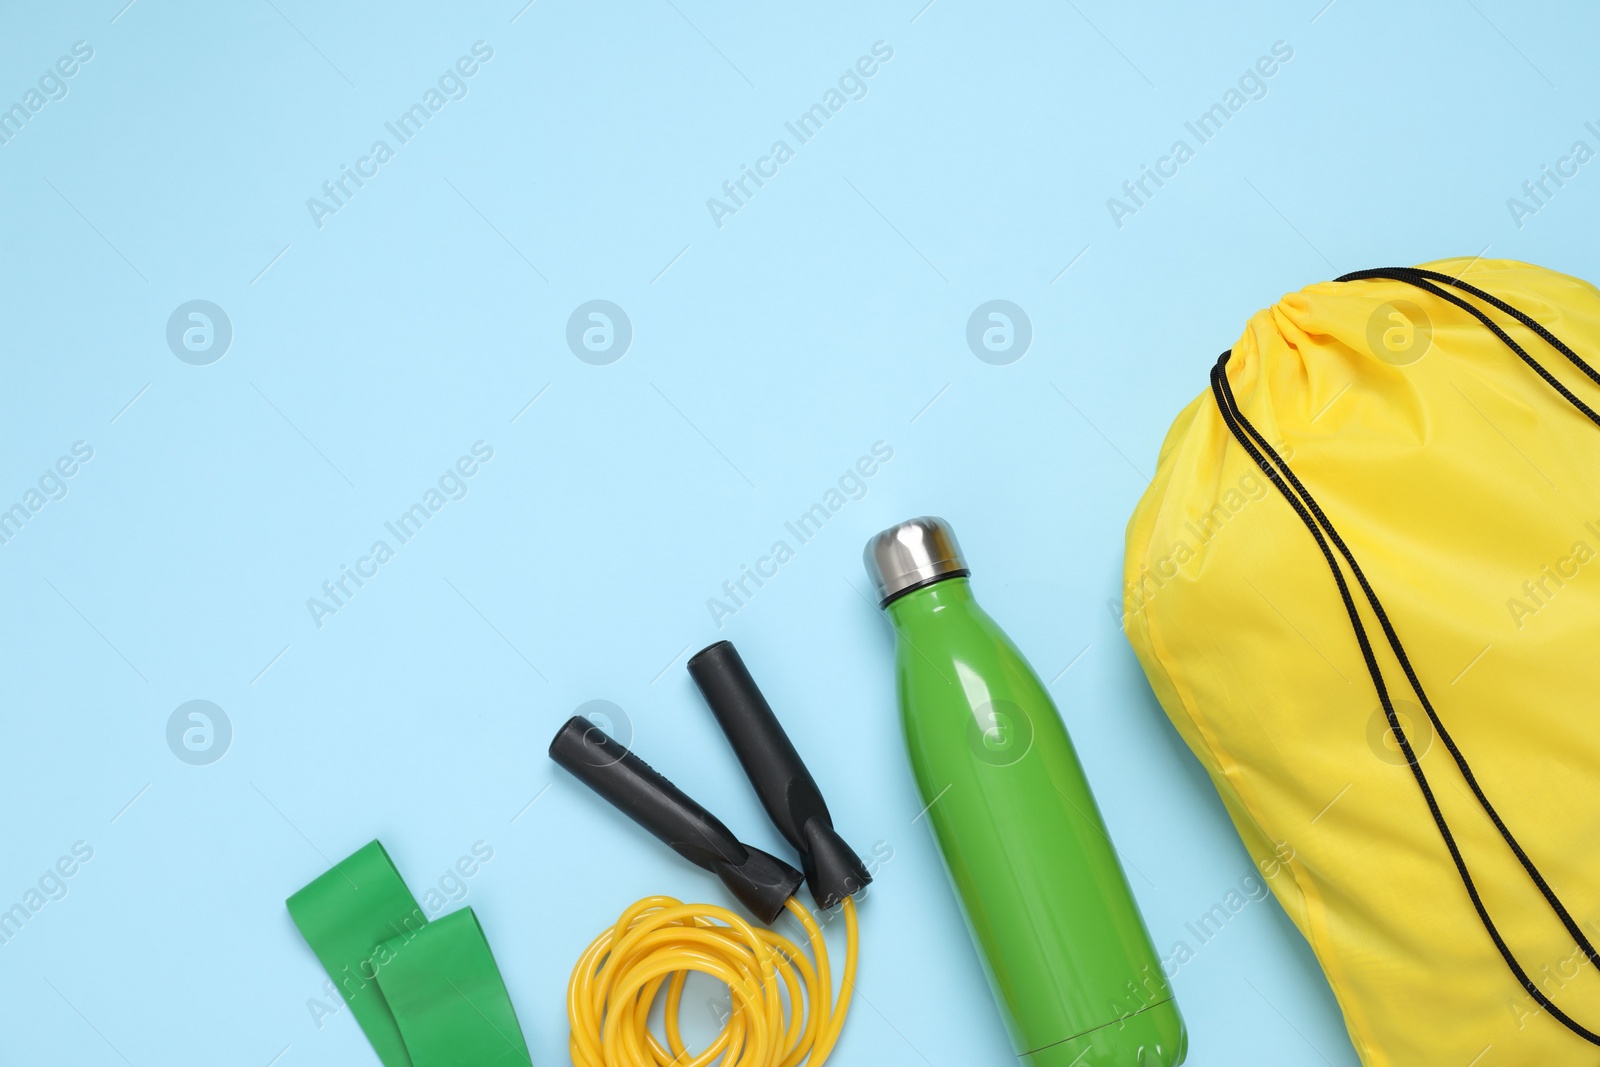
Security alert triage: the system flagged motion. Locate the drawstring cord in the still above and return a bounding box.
[1209,266,1600,1045]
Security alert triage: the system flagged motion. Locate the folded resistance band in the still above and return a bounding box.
[287,840,532,1067]
[1210,267,1600,1045]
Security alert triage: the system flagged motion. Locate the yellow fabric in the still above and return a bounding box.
[1123,258,1600,1065]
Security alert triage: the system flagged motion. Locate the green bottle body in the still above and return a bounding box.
[887,577,1185,1065]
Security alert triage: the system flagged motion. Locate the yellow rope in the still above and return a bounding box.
[567,895,858,1067]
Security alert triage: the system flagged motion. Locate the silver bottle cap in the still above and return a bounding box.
[863,516,969,606]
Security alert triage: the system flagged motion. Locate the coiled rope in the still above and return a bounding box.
[567,894,858,1067]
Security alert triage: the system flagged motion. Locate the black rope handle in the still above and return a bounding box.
[1209,265,1600,1045]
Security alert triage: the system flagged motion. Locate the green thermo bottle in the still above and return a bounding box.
[865,517,1185,1066]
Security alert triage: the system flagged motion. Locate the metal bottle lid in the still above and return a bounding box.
[863,516,969,606]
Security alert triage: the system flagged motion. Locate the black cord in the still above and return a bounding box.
[1209,266,1600,1044]
[1338,266,1600,424]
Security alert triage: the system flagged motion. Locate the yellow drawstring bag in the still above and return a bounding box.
[1123,258,1600,1066]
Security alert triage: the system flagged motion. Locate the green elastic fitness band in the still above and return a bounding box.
[378,908,532,1067]
[286,840,531,1067]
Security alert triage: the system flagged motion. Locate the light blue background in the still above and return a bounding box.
[1,1,1595,1064]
